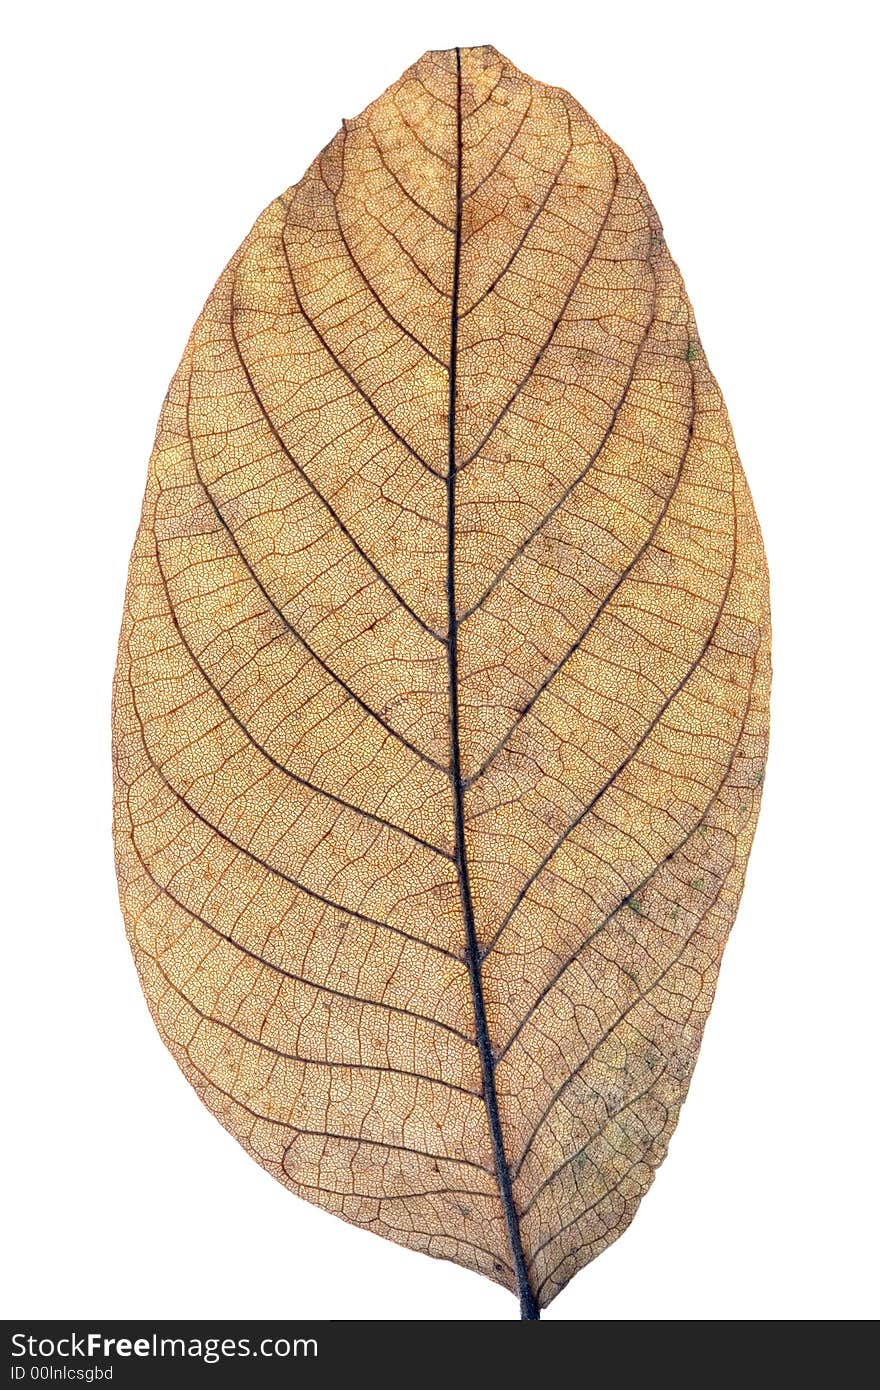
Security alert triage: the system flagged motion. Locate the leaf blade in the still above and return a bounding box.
[113,44,770,1315]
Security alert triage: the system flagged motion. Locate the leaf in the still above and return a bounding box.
[113,45,770,1319]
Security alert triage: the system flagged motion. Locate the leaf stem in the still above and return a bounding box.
[445,45,540,1323]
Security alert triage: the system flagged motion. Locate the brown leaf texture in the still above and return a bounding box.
[113,45,770,1317]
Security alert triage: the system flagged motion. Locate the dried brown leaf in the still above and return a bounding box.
[113,45,770,1317]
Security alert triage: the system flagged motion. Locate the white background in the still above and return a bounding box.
[3,0,878,1321]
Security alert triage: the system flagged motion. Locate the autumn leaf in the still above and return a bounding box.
[113,45,770,1319]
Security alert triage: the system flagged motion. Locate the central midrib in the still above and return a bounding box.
[444,46,540,1323]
